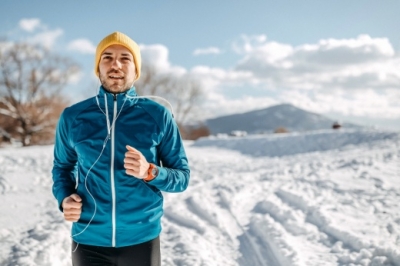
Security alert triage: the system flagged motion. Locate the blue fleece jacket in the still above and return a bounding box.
[52,86,190,247]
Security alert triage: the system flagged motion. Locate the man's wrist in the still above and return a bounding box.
[144,163,158,182]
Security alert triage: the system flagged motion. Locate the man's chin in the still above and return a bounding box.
[103,84,128,93]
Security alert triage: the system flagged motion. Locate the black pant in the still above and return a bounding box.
[71,237,161,266]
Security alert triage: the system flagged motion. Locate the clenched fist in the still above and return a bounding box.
[124,145,150,179]
[62,193,82,222]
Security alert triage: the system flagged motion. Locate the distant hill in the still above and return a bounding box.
[205,103,360,135]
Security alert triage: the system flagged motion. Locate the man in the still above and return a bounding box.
[52,31,190,266]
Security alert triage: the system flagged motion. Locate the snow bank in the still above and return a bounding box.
[193,129,400,157]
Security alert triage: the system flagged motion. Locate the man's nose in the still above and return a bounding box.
[111,59,122,69]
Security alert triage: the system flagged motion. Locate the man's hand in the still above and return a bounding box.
[124,145,150,179]
[62,193,82,222]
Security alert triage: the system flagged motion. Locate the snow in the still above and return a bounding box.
[0,128,399,266]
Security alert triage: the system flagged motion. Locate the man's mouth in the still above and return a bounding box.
[109,75,124,79]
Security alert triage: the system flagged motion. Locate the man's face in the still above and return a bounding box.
[98,44,136,93]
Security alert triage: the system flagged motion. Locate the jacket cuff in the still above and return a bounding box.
[56,190,74,212]
[145,166,167,186]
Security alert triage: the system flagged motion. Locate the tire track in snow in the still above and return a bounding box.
[184,147,306,265]
[174,184,274,266]
[0,176,12,194]
[218,189,273,266]
[163,191,242,266]
[251,194,337,265]
[276,186,400,265]
[164,207,206,235]
[244,141,400,265]
[186,156,286,266]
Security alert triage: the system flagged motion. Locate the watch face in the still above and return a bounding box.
[151,167,158,177]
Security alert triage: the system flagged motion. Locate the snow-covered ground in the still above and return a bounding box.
[0,128,399,266]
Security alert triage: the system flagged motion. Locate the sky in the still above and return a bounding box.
[1,129,399,265]
[1,0,400,130]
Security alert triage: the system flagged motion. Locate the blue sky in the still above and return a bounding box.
[1,0,400,129]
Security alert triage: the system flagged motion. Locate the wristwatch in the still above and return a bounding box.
[144,163,158,182]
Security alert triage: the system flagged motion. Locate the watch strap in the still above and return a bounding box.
[144,163,157,182]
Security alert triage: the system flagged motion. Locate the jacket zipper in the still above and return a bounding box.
[111,93,117,247]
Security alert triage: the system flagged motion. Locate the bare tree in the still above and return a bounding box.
[0,41,79,146]
[135,62,204,126]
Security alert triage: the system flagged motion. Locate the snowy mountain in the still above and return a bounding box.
[1,128,399,265]
[205,103,360,135]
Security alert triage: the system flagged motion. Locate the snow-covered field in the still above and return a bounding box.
[0,128,399,266]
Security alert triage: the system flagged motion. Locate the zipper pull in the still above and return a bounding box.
[113,93,117,101]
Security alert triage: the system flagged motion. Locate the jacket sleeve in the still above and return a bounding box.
[52,110,77,211]
[147,111,190,192]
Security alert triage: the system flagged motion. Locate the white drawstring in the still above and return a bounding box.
[104,96,111,133]
[125,94,175,118]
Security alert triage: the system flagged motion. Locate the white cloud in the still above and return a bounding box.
[193,47,222,56]
[68,71,83,84]
[232,34,267,54]
[140,44,171,71]
[27,29,64,49]
[67,39,96,54]
[289,35,394,71]
[192,65,252,84]
[19,18,41,32]
[0,41,13,53]
[187,34,400,125]
[234,34,400,91]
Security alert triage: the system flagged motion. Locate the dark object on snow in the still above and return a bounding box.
[332,122,342,129]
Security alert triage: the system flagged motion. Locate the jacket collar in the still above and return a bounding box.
[98,85,137,98]
[96,86,138,110]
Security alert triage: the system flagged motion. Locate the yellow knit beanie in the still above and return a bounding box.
[94,31,141,80]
